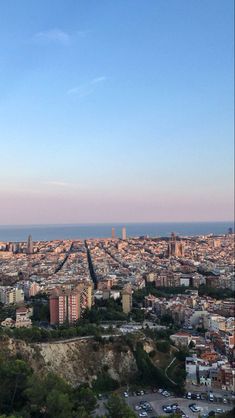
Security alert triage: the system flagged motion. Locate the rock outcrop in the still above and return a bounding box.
[0,336,138,386]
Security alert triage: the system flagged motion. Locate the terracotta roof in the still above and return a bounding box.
[16,307,28,313]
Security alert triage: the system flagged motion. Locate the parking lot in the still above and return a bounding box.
[125,391,233,418]
[94,389,234,417]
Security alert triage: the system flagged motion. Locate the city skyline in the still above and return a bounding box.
[0,0,234,224]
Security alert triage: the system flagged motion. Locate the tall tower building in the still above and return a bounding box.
[122,227,127,240]
[49,282,93,325]
[111,227,115,239]
[122,284,132,314]
[27,235,33,254]
[167,232,184,257]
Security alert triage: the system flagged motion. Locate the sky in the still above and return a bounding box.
[0,0,234,224]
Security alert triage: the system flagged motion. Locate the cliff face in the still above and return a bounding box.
[1,336,138,386]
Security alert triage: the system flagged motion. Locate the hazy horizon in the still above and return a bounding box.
[0,220,234,228]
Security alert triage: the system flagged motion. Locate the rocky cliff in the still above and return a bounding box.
[0,336,138,387]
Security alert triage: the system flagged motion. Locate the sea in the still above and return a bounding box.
[0,222,233,242]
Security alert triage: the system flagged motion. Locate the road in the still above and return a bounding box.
[164,357,177,386]
[185,383,235,399]
[36,333,121,345]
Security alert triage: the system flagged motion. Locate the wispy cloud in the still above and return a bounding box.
[91,76,107,84]
[67,76,107,97]
[33,29,70,45]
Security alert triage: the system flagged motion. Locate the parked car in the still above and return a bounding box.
[189,403,201,413]
[142,402,151,409]
[135,405,142,411]
[123,391,128,398]
[146,407,153,412]
[139,412,148,417]
[187,392,192,399]
[209,393,214,402]
[163,405,172,413]
[216,409,224,414]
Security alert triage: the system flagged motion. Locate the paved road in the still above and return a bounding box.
[36,333,121,345]
[164,357,177,386]
[186,384,235,399]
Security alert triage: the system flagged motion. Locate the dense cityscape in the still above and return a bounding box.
[0,229,234,417]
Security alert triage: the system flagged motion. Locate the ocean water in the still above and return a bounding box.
[0,222,233,242]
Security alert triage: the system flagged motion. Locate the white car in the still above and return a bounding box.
[209,393,214,402]
[163,391,170,397]
[123,392,128,398]
[139,413,148,417]
[135,405,142,411]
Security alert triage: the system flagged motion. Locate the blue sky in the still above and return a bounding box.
[0,0,234,224]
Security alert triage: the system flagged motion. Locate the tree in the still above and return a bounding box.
[0,357,31,414]
[156,340,170,353]
[175,348,189,362]
[93,372,119,392]
[73,387,97,414]
[105,394,136,418]
[188,340,195,349]
[46,389,73,418]
[75,407,92,418]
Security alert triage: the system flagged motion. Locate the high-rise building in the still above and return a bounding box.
[122,227,127,240]
[0,286,24,305]
[49,282,93,325]
[29,282,41,297]
[167,233,184,257]
[111,227,115,239]
[122,284,132,314]
[27,235,33,254]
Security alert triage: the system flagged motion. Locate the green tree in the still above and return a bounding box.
[73,387,97,414]
[0,357,31,414]
[156,340,170,353]
[46,389,73,418]
[105,394,136,418]
[93,372,119,392]
[75,407,92,418]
